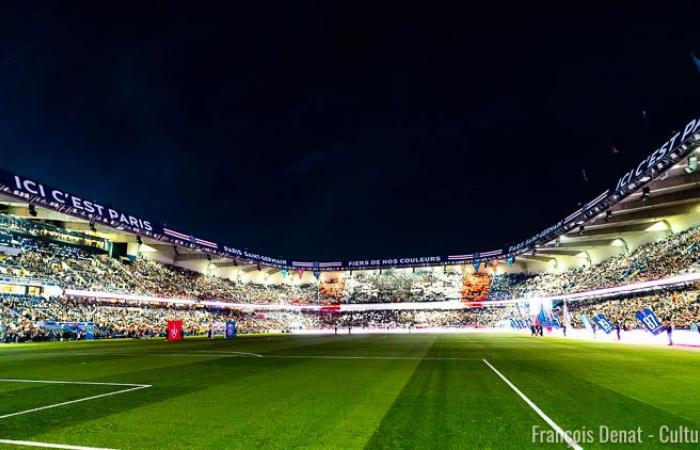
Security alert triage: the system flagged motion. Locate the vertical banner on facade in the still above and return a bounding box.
[225,321,237,339]
[166,320,183,341]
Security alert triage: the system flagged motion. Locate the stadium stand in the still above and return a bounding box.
[2,214,700,341]
[4,125,700,342]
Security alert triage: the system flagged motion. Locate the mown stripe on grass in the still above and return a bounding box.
[365,343,546,449]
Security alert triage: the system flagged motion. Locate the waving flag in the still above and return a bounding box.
[635,308,664,335]
[592,314,614,334]
[692,52,700,73]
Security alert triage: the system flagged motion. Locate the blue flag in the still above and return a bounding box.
[592,313,614,334]
[580,314,593,333]
[692,52,700,73]
[537,304,559,327]
[635,308,664,335]
[510,319,530,329]
[225,321,237,339]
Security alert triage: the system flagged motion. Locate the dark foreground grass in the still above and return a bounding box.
[1,334,700,449]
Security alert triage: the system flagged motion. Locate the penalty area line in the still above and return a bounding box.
[482,359,583,450]
[0,439,117,450]
[0,385,151,420]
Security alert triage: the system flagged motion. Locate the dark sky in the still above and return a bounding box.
[1,2,700,260]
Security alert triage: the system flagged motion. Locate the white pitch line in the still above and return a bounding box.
[0,379,149,388]
[0,438,117,450]
[5,351,482,361]
[263,355,482,361]
[0,385,151,420]
[193,351,264,357]
[11,351,262,359]
[482,359,583,450]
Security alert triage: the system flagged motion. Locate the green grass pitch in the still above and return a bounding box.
[1,334,700,449]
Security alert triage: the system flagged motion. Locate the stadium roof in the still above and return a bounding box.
[2,115,700,274]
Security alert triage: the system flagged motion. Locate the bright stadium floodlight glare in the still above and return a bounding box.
[139,244,158,253]
[645,221,669,232]
[611,238,626,247]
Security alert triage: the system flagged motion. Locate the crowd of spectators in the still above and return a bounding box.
[1,293,532,341]
[343,271,461,303]
[0,294,47,342]
[0,294,322,342]
[5,218,700,307]
[568,290,700,330]
[3,215,700,342]
[490,227,700,299]
[4,288,700,342]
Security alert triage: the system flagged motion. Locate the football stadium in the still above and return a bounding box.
[2,119,700,449]
[5,4,700,450]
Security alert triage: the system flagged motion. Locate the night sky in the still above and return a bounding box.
[2,3,700,260]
